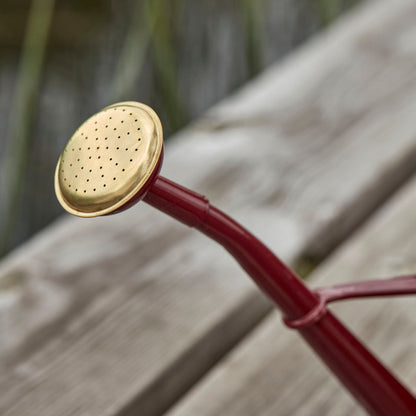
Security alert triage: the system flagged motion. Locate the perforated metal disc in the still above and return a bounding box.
[55,102,163,217]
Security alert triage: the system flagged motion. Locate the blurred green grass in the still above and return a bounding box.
[0,0,360,257]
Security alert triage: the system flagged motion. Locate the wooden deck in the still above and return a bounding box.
[1,0,416,414]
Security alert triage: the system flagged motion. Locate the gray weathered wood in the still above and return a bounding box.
[168,154,416,416]
[0,0,343,251]
[2,0,416,414]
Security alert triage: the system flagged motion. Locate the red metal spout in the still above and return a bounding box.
[144,176,416,416]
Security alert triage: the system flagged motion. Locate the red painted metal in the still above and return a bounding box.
[285,274,416,329]
[283,296,327,329]
[316,274,416,303]
[143,176,416,416]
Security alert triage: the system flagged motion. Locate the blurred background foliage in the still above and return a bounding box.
[0,0,360,258]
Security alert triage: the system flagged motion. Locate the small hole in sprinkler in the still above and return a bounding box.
[75,188,78,192]
[84,190,86,193]
[101,174,104,177]
[79,148,81,150]
[70,163,73,166]
[97,146,100,150]
[129,112,132,115]
[81,167,84,169]
[77,158,80,162]
[69,185,71,188]
[89,169,92,172]
[130,159,133,162]
[138,138,141,141]
[96,137,99,141]
[113,177,116,180]
[93,188,96,192]
[75,175,78,178]
[89,156,92,159]
[115,163,118,166]
[103,184,106,187]
[114,128,117,131]
[122,168,125,172]
[117,147,119,150]
[106,146,109,149]
[135,148,138,151]
[110,158,112,161]
[125,148,128,151]
[98,156,101,159]
[127,132,130,135]
[87,179,89,182]
[121,120,124,123]
[105,137,108,141]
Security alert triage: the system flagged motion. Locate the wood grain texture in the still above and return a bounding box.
[168,151,416,416]
[2,0,416,414]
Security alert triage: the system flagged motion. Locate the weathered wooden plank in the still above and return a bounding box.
[168,158,416,416]
[2,0,416,415]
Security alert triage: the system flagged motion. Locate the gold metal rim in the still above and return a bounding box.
[54,102,163,217]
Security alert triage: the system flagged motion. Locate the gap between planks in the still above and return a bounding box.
[168,155,416,416]
[1,0,416,415]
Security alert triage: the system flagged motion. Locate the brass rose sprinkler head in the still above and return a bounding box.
[54,102,416,414]
[55,101,163,217]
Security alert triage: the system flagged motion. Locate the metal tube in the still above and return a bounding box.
[144,176,416,416]
[315,275,416,303]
